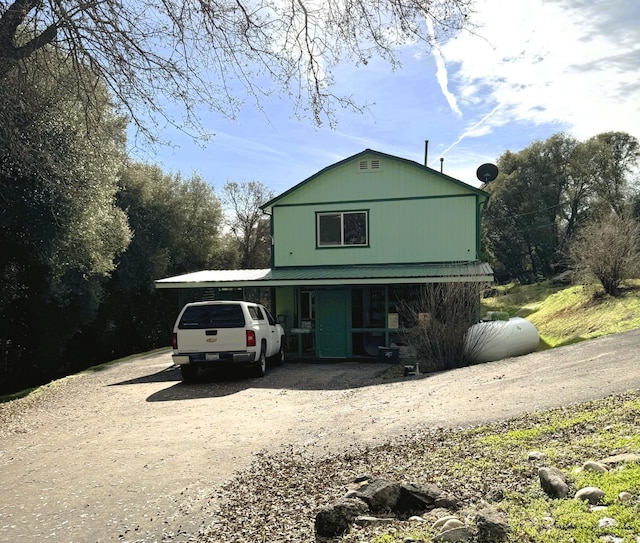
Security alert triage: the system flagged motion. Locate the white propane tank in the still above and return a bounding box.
[464,317,539,364]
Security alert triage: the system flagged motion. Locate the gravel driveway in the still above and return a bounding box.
[2,328,640,542]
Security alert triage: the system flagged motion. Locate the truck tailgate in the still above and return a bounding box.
[177,328,247,352]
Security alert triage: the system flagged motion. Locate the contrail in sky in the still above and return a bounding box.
[431,104,502,167]
[425,17,462,117]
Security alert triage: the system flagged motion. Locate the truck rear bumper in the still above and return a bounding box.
[173,352,256,366]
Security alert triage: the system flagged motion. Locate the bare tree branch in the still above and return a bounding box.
[0,0,473,142]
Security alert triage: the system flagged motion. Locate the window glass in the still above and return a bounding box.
[178,304,246,329]
[265,309,276,325]
[344,212,367,245]
[318,213,342,245]
[317,211,367,247]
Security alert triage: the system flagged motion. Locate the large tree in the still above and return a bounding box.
[0,51,131,392]
[223,180,273,269]
[67,164,234,363]
[0,0,472,140]
[482,131,640,283]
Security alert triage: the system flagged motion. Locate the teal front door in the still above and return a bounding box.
[316,289,350,358]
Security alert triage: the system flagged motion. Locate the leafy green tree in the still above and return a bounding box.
[483,134,574,282]
[68,164,235,362]
[0,51,130,393]
[223,181,274,269]
[0,0,472,140]
[482,132,639,283]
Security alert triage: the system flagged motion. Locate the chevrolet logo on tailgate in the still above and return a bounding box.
[206,337,218,343]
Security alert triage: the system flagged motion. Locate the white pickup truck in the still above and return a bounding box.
[171,300,285,381]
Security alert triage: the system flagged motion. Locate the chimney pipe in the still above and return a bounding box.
[440,157,444,173]
[424,140,429,166]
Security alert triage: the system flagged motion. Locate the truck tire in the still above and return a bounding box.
[269,342,285,366]
[180,364,199,382]
[253,350,266,378]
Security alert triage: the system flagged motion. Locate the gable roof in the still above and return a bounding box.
[261,148,489,213]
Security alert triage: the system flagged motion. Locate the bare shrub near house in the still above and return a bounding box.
[569,214,640,297]
[397,281,495,372]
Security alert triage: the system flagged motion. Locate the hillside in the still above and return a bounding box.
[482,280,640,350]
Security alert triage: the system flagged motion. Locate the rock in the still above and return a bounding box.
[353,478,402,513]
[528,451,546,461]
[423,508,455,523]
[618,491,633,503]
[574,486,605,505]
[433,515,462,529]
[314,498,369,538]
[396,482,460,514]
[599,453,640,465]
[538,466,570,498]
[441,519,465,531]
[601,536,624,543]
[408,515,428,523]
[353,515,394,527]
[433,526,473,542]
[475,507,511,543]
[598,517,618,528]
[583,460,608,473]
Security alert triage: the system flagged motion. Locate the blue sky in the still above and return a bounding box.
[133,0,640,195]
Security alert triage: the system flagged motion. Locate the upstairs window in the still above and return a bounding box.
[317,211,368,247]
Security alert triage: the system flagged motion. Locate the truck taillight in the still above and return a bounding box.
[246,330,256,347]
[172,332,178,349]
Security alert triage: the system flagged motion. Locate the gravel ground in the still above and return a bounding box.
[1,329,639,542]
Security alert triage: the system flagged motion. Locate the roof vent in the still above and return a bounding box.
[358,159,382,172]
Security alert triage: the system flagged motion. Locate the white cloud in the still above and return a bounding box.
[441,0,640,140]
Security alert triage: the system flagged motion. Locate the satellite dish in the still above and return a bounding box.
[476,163,499,183]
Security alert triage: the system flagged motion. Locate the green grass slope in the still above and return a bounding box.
[482,280,640,350]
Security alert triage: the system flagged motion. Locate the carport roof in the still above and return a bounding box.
[154,262,494,288]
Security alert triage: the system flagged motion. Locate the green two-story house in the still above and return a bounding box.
[155,149,493,359]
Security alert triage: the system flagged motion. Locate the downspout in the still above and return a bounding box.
[477,194,490,261]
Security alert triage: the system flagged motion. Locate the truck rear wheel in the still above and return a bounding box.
[180,364,199,382]
[253,350,266,378]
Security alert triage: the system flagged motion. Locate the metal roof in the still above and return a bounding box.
[155,262,494,289]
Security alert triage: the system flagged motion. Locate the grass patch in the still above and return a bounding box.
[482,280,640,349]
[335,392,640,543]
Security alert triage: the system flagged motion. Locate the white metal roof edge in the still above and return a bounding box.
[154,273,494,289]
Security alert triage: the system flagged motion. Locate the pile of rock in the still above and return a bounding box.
[314,452,640,542]
[314,476,509,542]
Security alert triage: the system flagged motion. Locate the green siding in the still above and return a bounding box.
[268,151,486,268]
[273,153,473,207]
[273,195,479,266]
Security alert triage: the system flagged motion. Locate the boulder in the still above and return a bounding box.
[538,466,570,498]
[574,486,605,505]
[582,460,608,473]
[314,498,369,538]
[352,477,402,513]
[396,482,460,514]
[433,526,473,542]
[475,507,511,543]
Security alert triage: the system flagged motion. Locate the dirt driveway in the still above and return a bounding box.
[2,329,640,543]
